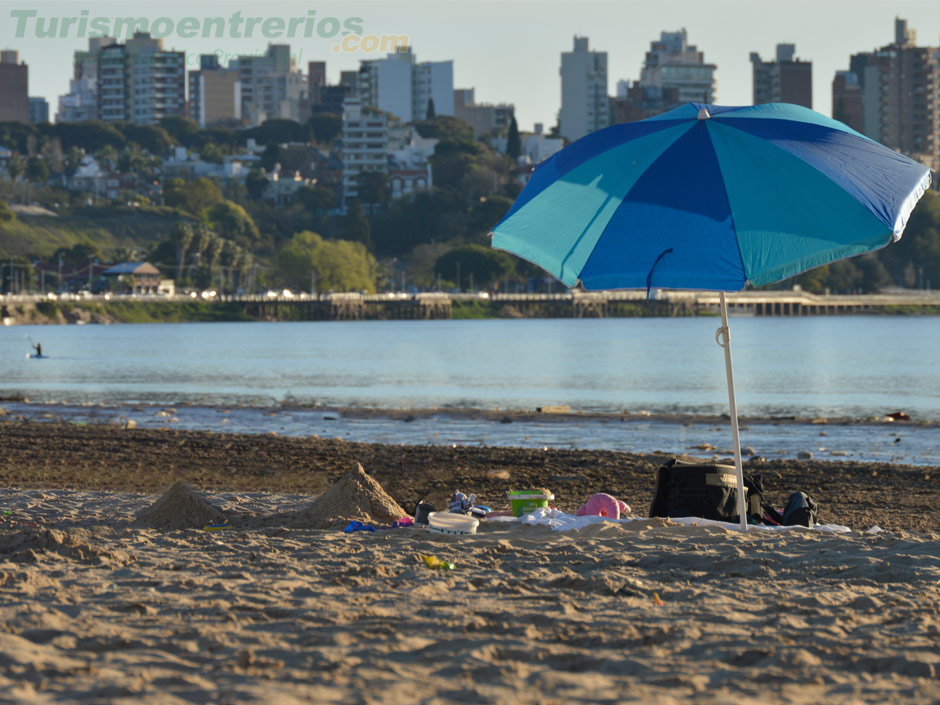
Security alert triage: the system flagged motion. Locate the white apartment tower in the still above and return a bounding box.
[358,48,453,123]
[234,45,307,125]
[96,33,185,125]
[341,96,389,205]
[559,36,609,142]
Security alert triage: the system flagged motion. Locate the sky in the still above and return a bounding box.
[3,0,940,131]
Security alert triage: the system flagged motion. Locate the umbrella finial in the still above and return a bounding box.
[697,107,710,120]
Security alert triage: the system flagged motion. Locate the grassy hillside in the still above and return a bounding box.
[0,206,191,258]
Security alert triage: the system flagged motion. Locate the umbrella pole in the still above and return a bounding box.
[717,292,749,532]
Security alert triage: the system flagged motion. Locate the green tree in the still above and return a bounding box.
[121,124,175,154]
[245,169,269,200]
[342,199,372,250]
[260,143,279,171]
[242,119,311,147]
[118,142,148,174]
[357,171,390,214]
[63,146,84,185]
[53,242,101,265]
[208,233,225,286]
[169,222,195,282]
[52,121,125,152]
[158,116,201,147]
[434,244,515,290]
[6,154,24,202]
[296,184,334,215]
[190,224,214,278]
[276,230,377,292]
[40,138,65,177]
[96,144,119,172]
[308,113,342,144]
[413,115,474,142]
[506,115,521,160]
[163,177,224,215]
[204,200,260,247]
[0,200,15,223]
[200,142,225,164]
[426,97,436,120]
[24,156,49,202]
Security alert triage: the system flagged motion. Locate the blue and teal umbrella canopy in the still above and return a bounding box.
[491,103,932,291]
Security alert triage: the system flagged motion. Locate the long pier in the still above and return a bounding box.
[4,289,940,324]
[234,289,940,320]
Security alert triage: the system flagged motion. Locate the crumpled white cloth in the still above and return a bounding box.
[511,507,852,533]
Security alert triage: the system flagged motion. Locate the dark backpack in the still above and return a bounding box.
[649,458,764,524]
[762,491,819,527]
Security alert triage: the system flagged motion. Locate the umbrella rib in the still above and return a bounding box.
[557,192,617,284]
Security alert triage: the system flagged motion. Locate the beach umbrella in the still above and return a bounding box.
[490,102,931,531]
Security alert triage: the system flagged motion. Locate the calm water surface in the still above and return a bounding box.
[2,317,939,464]
[2,317,938,418]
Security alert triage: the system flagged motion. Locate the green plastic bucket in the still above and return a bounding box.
[508,490,554,517]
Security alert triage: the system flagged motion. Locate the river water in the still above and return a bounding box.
[2,317,939,464]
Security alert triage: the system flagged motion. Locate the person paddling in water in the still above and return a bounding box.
[32,342,42,357]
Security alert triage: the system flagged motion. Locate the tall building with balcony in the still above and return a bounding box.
[0,50,28,123]
[96,33,184,125]
[750,44,812,108]
[341,96,389,205]
[834,18,940,170]
[639,30,716,105]
[235,45,308,125]
[559,36,609,141]
[610,30,715,124]
[188,54,241,128]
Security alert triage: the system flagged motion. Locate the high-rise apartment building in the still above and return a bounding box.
[639,30,716,105]
[96,33,185,125]
[357,48,453,123]
[308,61,326,106]
[611,30,715,124]
[235,45,308,125]
[188,54,241,128]
[56,37,116,123]
[341,96,389,205]
[559,36,608,142]
[0,50,29,123]
[832,71,863,132]
[750,44,812,108]
[834,18,940,169]
[28,97,49,124]
[412,59,453,121]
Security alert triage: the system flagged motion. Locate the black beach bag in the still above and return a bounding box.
[649,458,764,523]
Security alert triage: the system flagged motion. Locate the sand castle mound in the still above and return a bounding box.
[291,462,407,529]
[134,481,227,530]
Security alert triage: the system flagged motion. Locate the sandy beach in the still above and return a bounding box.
[1,420,939,704]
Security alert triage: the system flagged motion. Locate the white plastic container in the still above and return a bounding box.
[427,512,479,536]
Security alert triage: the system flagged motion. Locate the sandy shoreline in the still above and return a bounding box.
[1,486,939,704]
[2,421,940,703]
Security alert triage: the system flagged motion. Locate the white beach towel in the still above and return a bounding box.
[511,507,852,533]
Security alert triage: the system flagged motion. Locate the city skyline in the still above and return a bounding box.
[2,0,940,132]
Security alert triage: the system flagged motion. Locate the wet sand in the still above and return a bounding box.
[1,421,939,704]
[1,420,938,532]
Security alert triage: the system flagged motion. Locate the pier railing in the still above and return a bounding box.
[4,288,940,323]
